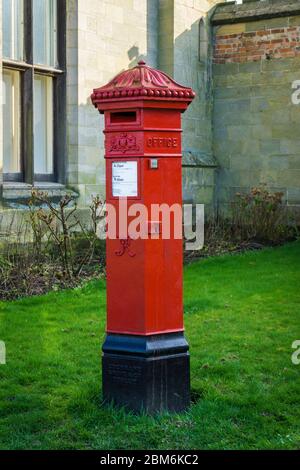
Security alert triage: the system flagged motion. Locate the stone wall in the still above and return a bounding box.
[158,0,220,208]
[174,1,219,209]
[212,0,300,216]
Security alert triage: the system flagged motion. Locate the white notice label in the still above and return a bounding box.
[112,161,138,197]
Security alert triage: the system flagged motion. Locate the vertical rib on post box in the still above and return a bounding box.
[91,60,195,414]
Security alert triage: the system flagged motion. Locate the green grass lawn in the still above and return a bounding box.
[0,242,300,450]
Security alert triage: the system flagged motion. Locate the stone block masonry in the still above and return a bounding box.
[214,26,300,64]
[211,1,300,217]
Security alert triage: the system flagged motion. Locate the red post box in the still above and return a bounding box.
[91,61,195,413]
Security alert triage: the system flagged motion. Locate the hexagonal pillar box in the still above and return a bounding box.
[91,60,195,414]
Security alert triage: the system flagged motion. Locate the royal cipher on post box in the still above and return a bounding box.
[91,60,195,413]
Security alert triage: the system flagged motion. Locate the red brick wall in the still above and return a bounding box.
[214,26,300,64]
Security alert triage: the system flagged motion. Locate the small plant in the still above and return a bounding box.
[28,199,51,260]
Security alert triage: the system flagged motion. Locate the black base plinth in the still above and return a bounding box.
[102,332,190,414]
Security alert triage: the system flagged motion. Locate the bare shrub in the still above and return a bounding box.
[185,185,297,262]
[0,191,106,300]
[232,185,294,244]
[29,190,105,281]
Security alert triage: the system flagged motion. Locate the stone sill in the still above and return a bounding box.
[212,0,300,25]
[1,182,78,208]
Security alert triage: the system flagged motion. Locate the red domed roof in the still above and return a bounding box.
[91,60,195,105]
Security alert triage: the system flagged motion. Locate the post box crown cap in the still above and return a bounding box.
[91,60,196,105]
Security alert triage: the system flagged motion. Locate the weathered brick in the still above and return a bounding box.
[213,24,300,64]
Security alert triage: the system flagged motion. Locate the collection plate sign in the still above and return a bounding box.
[112,161,138,197]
